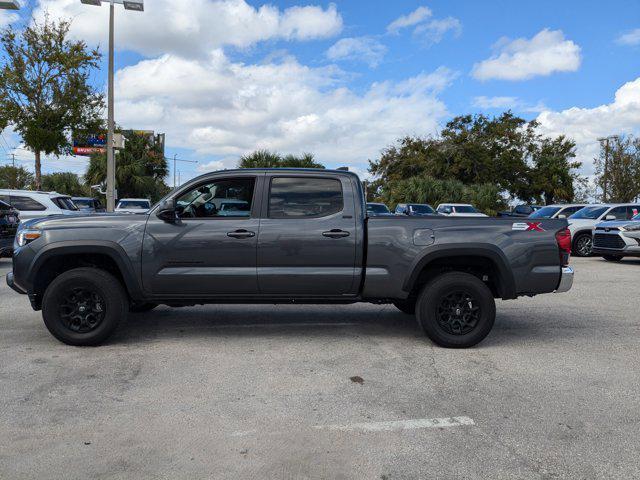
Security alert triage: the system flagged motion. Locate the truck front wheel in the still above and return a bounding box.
[41,267,128,346]
[416,272,495,348]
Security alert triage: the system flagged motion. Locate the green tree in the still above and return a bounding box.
[369,112,587,204]
[594,135,640,203]
[40,172,87,196]
[382,175,507,216]
[0,16,104,190]
[239,150,324,169]
[0,165,33,189]
[85,131,169,202]
[529,136,581,204]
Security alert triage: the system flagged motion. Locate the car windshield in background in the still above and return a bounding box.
[455,205,478,213]
[529,206,561,218]
[53,197,78,211]
[73,199,93,209]
[569,206,607,220]
[410,204,435,214]
[118,201,149,209]
[367,204,390,214]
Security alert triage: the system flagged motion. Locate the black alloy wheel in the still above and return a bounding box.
[435,290,481,335]
[59,287,106,333]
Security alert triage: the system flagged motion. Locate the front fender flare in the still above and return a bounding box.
[28,240,143,300]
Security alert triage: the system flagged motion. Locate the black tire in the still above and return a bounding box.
[392,298,416,315]
[416,272,496,348]
[42,267,128,346]
[572,233,593,257]
[129,302,158,313]
[603,255,623,262]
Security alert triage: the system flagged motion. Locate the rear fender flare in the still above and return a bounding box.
[403,244,516,299]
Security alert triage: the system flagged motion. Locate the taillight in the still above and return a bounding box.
[555,228,571,266]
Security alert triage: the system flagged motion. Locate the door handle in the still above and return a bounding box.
[227,229,255,239]
[322,229,350,238]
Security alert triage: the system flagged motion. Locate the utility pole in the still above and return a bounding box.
[168,156,198,189]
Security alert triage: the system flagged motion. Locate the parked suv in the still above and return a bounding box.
[0,190,80,221]
[528,204,586,220]
[394,203,437,216]
[568,204,640,256]
[115,198,151,214]
[0,199,19,258]
[592,213,640,261]
[72,197,105,213]
[436,203,487,217]
[498,205,542,218]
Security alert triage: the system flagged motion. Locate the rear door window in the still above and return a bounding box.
[268,177,343,219]
[9,196,46,211]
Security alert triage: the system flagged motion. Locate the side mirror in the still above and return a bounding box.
[157,199,179,223]
[605,214,616,221]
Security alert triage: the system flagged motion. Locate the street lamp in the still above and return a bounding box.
[80,0,144,212]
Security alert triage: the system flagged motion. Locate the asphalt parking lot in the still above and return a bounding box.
[1,256,639,479]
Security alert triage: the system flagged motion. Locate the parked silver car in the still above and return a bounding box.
[592,213,640,261]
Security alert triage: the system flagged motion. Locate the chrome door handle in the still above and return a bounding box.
[227,229,255,239]
[322,229,350,238]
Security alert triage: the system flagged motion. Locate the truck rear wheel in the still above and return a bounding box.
[416,272,495,348]
[42,267,128,346]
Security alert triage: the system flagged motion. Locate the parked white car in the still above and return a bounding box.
[115,198,151,214]
[528,204,586,220]
[0,189,80,221]
[436,203,488,217]
[568,203,640,256]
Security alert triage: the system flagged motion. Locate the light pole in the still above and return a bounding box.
[80,0,144,212]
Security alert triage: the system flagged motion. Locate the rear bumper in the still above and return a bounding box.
[555,266,574,293]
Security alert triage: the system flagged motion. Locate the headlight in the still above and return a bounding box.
[620,224,640,232]
[16,229,41,247]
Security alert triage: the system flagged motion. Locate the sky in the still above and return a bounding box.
[1,0,639,185]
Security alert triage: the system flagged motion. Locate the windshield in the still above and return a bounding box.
[53,197,79,211]
[367,203,390,214]
[570,206,607,220]
[454,205,478,213]
[529,206,561,218]
[73,199,93,209]
[410,204,435,214]
[117,200,150,209]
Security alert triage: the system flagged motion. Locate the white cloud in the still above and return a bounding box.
[113,51,455,170]
[197,159,230,173]
[536,77,640,175]
[0,10,19,28]
[472,29,581,81]
[387,6,432,34]
[617,28,640,46]
[414,17,462,45]
[33,0,342,58]
[472,96,546,113]
[326,37,387,67]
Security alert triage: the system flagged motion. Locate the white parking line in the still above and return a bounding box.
[230,416,475,437]
[313,416,475,433]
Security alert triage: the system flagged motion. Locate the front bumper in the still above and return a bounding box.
[555,266,574,293]
[6,272,26,294]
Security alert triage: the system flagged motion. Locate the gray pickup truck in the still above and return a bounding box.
[7,169,573,348]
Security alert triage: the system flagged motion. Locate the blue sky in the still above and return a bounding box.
[2,0,640,183]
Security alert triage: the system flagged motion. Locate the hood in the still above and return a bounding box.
[595,219,640,229]
[450,212,488,217]
[567,218,598,230]
[25,212,149,230]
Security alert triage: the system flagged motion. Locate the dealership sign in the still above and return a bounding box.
[73,132,107,156]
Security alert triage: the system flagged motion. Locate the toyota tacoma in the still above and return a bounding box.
[7,169,574,348]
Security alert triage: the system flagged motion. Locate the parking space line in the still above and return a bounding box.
[313,416,475,432]
[230,416,475,438]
